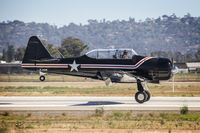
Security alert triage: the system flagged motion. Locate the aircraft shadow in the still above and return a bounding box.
[0,103,12,105]
[72,101,123,106]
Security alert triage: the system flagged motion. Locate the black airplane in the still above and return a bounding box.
[22,36,177,103]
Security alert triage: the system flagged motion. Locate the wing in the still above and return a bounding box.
[98,71,138,83]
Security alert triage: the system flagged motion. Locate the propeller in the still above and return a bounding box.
[172,58,179,74]
[171,58,179,93]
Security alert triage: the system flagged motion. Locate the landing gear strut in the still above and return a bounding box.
[135,79,151,103]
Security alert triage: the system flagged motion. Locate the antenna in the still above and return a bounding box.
[57,49,64,58]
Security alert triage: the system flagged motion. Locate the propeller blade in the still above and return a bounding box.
[172,66,179,74]
[171,57,174,67]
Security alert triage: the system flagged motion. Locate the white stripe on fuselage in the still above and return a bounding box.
[21,64,68,68]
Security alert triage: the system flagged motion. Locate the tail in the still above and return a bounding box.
[22,36,52,63]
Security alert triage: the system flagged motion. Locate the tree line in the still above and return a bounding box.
[151,50,200,62]
[0,36,200,63]
[0,37,88,62]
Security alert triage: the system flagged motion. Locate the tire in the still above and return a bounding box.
[40,76,45,81]
[135,91,146,104]
[144,90,151,102]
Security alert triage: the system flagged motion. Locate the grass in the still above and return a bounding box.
[0,84,200,96]
[174,73,200,82]
[0,74,94,82]
[1,111,200,132]
[0,73,199,96]
[0,73,199,82]
[94,107,104,117]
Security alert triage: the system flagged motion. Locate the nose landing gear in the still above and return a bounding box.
[135,79,151,103]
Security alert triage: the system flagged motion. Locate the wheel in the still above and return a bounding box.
[39,75,45,81]
[144,90,151,102]
[135,91,146,104]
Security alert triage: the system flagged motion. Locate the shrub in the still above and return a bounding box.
[180,106,189,115]
[15,121,24,129]
[95,107,104,117]
[27,113,32,117]
[149,112,154,117]
[62,112,66,116]
[160,119,165,125]
[1,111,9,116]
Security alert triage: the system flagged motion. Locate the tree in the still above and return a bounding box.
[175,52,184,63]
[41,40,60,58]
[186,53,193,62]
[195,49,200,61]
[59,37,88,57]
[2,48,7,61]
[7,44,15,62]
[15,46,26,61]
[46,44,60,58]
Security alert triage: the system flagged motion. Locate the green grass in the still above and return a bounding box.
[160,114,200,121]
[0,115,26,120]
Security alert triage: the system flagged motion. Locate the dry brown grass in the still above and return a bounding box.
[0,73,200,97]
[0,74,95,82]
[0,83,200,97]
[1,112,200,133]
[0,73,200,82]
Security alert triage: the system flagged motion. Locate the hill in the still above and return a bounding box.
[0,14,200,55]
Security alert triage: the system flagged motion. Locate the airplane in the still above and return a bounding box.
[21,36,178,103]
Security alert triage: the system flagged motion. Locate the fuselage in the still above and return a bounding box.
[22,54,172,82]
[21,36,173,83]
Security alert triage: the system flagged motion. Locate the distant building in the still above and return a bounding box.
[0,60,6,64]
[186,62,200,73]
[174,63,188,73]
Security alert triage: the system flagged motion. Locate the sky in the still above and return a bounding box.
[0,0,200,27]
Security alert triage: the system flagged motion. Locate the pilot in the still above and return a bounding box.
[122,50,129,59]
[113,50,120,59]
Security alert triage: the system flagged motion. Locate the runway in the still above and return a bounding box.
[1,97,200,115]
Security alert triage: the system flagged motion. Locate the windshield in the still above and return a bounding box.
[86,49,137,59]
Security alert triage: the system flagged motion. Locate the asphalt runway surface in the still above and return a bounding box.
[1,96,200,113]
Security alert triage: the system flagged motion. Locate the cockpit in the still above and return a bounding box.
[85,49,137,59]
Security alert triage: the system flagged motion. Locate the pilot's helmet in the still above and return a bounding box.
[124,50,128,54]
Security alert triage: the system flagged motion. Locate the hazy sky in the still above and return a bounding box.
[0,0,200,26]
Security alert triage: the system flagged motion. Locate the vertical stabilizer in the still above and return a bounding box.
[22,36,52,63]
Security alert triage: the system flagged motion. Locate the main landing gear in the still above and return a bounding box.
[135,79,151,103]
